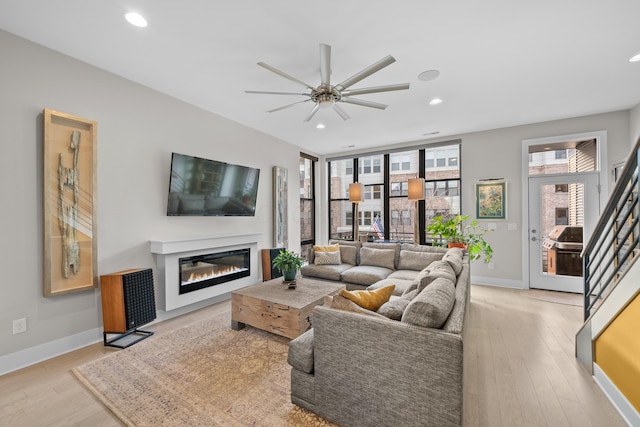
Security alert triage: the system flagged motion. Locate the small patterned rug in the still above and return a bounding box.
[73,312,335,426]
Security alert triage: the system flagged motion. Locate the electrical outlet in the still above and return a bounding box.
[488,262,495,270]
[13,318,27,335]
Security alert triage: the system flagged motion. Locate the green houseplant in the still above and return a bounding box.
[426,214,493,262]
[272,249,304,281]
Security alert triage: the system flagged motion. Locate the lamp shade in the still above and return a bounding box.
[349,182,364,203]
[408,178,425,201]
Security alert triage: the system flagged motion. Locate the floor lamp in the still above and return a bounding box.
[408,178,425,245]
[349,182,364,242]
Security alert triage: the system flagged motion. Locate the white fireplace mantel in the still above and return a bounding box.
[150,233,261,311]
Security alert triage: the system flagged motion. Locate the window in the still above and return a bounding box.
[555,208,569,225]
[300,154,317,260]
[328,141,461,244]
[555,184,568,193]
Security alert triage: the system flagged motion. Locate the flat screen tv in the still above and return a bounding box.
[167,152,260,216]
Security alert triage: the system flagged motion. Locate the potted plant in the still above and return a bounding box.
[272,249,304,281]
[426,215,493,262]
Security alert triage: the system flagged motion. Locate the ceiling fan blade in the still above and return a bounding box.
[257,62,316,91]
[267,99,311,113]
[320,44,331,86]
[334,55,396,91]
[340,98,388,110]
[341,83,410,97]
[333,103,350,120]
[245,90,311,96]
[303,104,321,122]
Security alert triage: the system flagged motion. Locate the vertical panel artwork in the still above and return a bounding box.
[43,109,98,296]
[475,180,507,220]
[273,166,288,248]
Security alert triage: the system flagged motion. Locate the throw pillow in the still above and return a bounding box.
[339,284,395,311]
[328,295,389,319]
[313,244,339,253]
[359,247,396,270]
[442,247,464,275]
[415,260,457,293]
[397,250,443,271]
[339,245,358,265]
[377,289,418,320]
[314,250,341,265]
[401,277,455,328]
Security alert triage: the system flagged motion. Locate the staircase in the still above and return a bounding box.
[576,138,640,425]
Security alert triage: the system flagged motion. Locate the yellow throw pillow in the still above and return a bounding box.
[313,244,340,253]
[339,285,396,311]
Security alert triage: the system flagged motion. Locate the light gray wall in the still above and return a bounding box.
[630,103,640,148]
[0,30,302,364]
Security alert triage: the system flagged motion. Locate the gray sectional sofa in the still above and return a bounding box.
[289,241,470,427]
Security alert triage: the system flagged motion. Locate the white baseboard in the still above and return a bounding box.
[0,328,102,376]
[594,363,639,426]
[0,293,232,377]
[471,275,524,289]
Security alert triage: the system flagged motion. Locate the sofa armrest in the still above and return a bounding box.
[312,306,463,427]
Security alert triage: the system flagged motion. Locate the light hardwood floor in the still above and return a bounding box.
[0,285,627,426]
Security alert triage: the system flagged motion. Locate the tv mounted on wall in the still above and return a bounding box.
[167,152,260,216]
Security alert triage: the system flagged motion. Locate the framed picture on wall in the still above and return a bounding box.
[475,180,506,220]
[43,109,98,296]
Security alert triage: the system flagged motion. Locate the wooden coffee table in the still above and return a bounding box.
[231,276,344,339]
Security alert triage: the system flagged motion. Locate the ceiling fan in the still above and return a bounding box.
[246,44,410,122]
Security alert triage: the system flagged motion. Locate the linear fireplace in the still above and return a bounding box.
[179,248,250,295]
[150,233,260,311]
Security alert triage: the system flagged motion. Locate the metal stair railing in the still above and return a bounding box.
[582,138,640,320]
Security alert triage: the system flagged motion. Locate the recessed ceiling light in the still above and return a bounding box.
[418,70,440,82]
[429,98,443,106]
[125,12,148,28]
[316,123,326,129]
[629,53,640,63]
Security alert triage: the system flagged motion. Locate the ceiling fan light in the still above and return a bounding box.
[319,100,334,109]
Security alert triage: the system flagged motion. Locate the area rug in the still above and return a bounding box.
[520,289,584,306]
[73,312,336,426]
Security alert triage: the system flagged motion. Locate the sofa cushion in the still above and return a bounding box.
[401,277,456,328]
[287,329,315,374]
[314,250,341,265]
[401,244,448,254]
[327,294,389,319]
[339,245,358,266]
[415,260,457,293]
[442,247,464,275]
[397,250,443,271]
[339,285,395,311]
[301,263,353,281]
[367,278,415,296]
[387,269,419,281]
[341,265,393,286]
[376,289,419,320]
[359,247,396,270]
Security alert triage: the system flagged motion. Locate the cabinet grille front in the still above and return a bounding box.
[122,268,156,329]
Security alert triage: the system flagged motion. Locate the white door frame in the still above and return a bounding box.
[521,131,609,290]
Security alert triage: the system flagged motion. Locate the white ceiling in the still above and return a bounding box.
[2,1,640,155]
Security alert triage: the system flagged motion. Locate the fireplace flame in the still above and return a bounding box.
[182,263,244,285]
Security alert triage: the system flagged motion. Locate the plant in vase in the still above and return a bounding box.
[272,249,304,282]
[426,214,493,262]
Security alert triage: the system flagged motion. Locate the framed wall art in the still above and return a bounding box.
[273,166,288,248]
[475,180,507,220]
[43,109,98,296]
